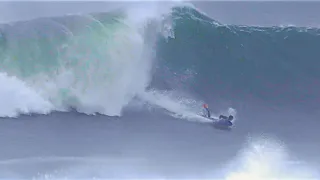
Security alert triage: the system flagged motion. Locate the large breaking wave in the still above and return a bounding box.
[1,4,319,118]
[0,3,319,179]
[0,4,175,117]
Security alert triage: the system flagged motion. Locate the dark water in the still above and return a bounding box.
[155,6,320,111]
[0,1,319,179]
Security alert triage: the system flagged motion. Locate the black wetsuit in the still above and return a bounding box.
[204,108,233,121]
[219,115,234,121]
[205,108,211,118]
[219,115,228,120]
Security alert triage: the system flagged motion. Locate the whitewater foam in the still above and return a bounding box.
[223,135,319,180]
[0,72,53,117]
[0,1,214,119]
[0,3,177,117]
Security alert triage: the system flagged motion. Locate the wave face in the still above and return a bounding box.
[154,6,320,110]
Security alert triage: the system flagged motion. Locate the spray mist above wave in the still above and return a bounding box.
[0,3,179,117]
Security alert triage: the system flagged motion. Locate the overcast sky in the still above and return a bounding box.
[0,1,319,27]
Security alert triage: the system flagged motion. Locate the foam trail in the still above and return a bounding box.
[140,89,215,123]
[139,87,238,124]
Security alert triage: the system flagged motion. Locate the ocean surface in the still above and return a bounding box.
[0,1,320,179]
